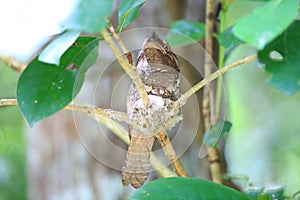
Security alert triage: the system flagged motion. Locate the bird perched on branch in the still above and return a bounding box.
[122,32,181,188]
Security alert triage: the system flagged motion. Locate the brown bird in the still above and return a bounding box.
[122,32,180,188]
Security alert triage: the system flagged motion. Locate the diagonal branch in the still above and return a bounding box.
[156,130,189,177]
[0,55,26,72]
[101,29,149,107]
[174,54,257,108]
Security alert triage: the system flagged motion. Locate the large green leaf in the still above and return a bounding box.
[203,121,232,148]
[258,21,300,95]
[129,177,253,200]
[17,37,99,126]
[166,19,205,47]
[233,0,298,50]
[61,0,115,33]
[39,30,80,65]
[117,0,146,32]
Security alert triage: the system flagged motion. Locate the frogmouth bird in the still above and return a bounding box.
[122,32,180,188]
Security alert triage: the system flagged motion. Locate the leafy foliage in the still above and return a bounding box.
[117,0,146,32]
[166,19,205,46]
[258,21,300,95]
[17,37,99,126]
[233,0,298,50]
[61,0,115,33]
[129,177,253,200]
[203,121,232,148]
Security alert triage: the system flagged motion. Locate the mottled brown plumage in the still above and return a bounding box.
[122,32,180,188]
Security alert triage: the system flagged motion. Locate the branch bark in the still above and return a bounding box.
[156,130,189,177]
[0,55,26,72]
[174,54,257,108]
[101,29,149,107]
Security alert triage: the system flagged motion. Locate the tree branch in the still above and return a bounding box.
[65,104,130,123]
[101,29,149,107]
[0,98,176,178]
[174,54,257,108]
[0,55,26,72]
[203,0,223,184]
[156,130,189,177]
[0,99,130,123]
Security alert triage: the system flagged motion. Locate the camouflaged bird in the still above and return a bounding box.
[122,32,181,188]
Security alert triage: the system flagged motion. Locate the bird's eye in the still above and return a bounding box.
[163,44,169,51]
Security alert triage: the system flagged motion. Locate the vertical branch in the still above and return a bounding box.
[204,0,216,129]
[173,54,258,108]
[204,0,223,184]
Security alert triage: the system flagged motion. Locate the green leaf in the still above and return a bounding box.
[216,27,242,49]
[117,0,146,32]
[233,0,298,50]
[61,0,115,33]
[39,30,80,65]
[166,19,205,47]
[129,177,253,200]
[258,20,300,95]
[203,121,232,148]
[17,37,99,126]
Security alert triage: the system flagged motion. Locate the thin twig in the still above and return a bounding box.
[0,56,26,72]
[65,104,130,123]
[156,130,189,177]
[107,25,128,56]
[174,54,257,108]
[0,98,18,106]
[107,24,134,66]
[0,99,130,123]
[101,29,149,107]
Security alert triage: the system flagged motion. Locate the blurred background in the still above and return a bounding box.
[0,0,300,199]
